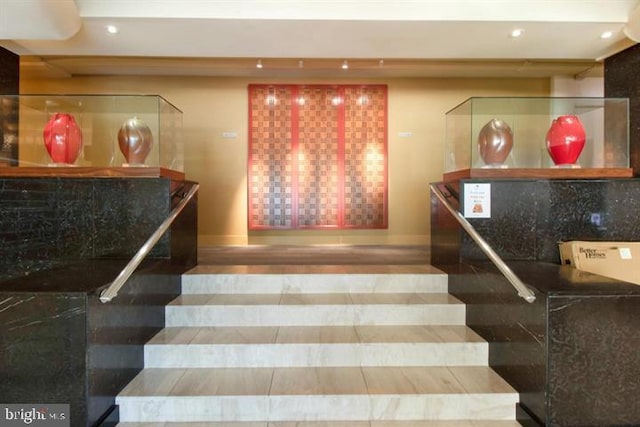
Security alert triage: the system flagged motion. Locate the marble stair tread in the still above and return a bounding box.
[144,327,489,368]
[116,367,518,421]
[117,270,520,423]
[168,293,461,306]
[165,296,466,327]
[116,421,523,426]
[181,270,448,295]
[185,265,446,275]
[147,325,485,345]
[118,366,516,397]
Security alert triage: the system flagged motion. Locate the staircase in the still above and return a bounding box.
[116,265,520,426]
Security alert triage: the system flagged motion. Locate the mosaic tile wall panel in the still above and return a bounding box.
[343,86,388,227]
[249,86,294,228]
[248,85,387,230]
[297,86,340,227]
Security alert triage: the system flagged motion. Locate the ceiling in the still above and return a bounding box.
[1,0,640,79]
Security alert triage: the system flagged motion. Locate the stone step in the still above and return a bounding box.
[144,326,487,368]
[117,421,524,426]
[116,367,518,423]
[165,294,465,327]
[115,270,520,424]
[182,269,448,295]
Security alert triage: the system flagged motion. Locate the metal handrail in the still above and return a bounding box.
[430,183,536,303]
[99,183,199,303]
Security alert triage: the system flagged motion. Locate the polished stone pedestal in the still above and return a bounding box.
[431,177,640,426]
[0,261,184,426]
[0,176,197,427]
[440,260,640,426]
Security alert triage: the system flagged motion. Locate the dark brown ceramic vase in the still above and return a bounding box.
[118,117,153,165]
[477,118,513,167]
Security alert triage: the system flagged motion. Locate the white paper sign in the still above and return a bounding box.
[619,247,632,259]
[464,183,491,218]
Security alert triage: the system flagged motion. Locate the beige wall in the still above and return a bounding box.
[21,75,549,246]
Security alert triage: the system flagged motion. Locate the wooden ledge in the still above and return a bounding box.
[0,167,185,181]
[443,167,634,183]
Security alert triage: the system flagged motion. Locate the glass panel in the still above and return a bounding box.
[0,94,183,171]
[445,97,629,172]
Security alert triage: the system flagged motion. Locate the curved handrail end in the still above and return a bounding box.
[520,292,537,303]
[430,182,537,304]
[98,183,199,304]
[98,290,113,303]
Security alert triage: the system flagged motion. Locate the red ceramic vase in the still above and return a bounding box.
[118,117,153,165]
[545,115,586,166]
[43,113,83,165]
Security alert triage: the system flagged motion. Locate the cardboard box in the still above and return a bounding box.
[558,241,640,286]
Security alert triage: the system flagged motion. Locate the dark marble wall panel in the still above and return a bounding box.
[444,262,547,424]
[0,176,197,426]
[86,272,181,427]
[536,179,640,260]
[0,268,182,427]
[91,178,170,258]
[0,293,88,425]
[459,179,640,263]
[441,259,640,426]
[0,179,61,276]
[430,183,462,265]
[535,180,608,261]
[605,43,640,176]
[169,184,198,267]
[0,47,18,93]
[461,180,538,260]
[55,179,99,260]
[0,48,19,166]
[548,295,640,426]
[432,178,640,426]
[0,177,172,283]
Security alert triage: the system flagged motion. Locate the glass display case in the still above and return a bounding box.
[0,94,183,175]
[445,97,630,178]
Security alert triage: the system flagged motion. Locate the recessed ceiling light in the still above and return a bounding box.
[600,31,613,39]
[510,29,524,38]
[105,25,119,34]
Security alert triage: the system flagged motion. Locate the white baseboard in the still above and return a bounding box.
[198,235,249,246]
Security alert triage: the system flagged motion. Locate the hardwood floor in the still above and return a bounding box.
[198,245,430,265]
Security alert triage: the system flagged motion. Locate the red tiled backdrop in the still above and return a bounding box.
[248,84,388,230]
